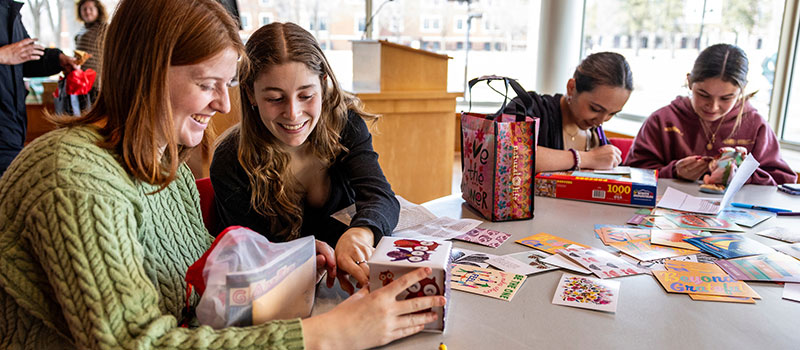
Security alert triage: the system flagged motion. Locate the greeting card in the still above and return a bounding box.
[551,273,620,313]
[662,259,759,302]
[450,248,498,268]
[453,227,512,248]
[516,233,589,254]
[650,230,708,250]
[494,250,559,275]
[609,239,696,261]
[619,254,697,274]
[598,227,652,245]
[663,213,743,232]
[542,253,592,274]
[754,227,800,243]
[773,243,800,260]
[556,246,646,279]
[715,253,800,283]
[450,264,526,301]
[652,270,760,298]
[717,208,774,228]
[683,234,775,259]
[783,283,800,303]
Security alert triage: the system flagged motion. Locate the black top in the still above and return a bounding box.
[501,91,599,151]
[209,110,399,247]
[0,0,64,176]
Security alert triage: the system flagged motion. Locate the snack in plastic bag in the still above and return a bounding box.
[186,226,316,328]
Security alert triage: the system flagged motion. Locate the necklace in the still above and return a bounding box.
[698,115,726,151]
[564,126,581,142]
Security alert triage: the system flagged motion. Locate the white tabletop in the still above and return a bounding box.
[316,179,800,349]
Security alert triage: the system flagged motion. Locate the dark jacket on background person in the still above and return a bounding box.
[0,0,64,177]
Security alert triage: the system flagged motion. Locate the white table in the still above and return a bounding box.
[316,179,800,349]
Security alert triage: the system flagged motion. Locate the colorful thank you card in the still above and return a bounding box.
[652,270,760,298]
[516,233,589,254]
[610,239,696,261]
[664,259,758,302]
[683,234,775,259]
[453,227,512,248]
[715,253,800,283]
[450,264,526,301]
[556,246,646,279]
[552,273,620,313]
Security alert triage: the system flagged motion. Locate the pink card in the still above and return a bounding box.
[454,228,512,248]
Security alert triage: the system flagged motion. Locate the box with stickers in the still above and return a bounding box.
[368,236,452,332]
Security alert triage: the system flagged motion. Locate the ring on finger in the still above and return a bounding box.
[355,260,367,265]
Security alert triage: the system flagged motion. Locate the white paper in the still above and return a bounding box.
[393,216,482,240]
[594,166,631,175]
[330,195,438,231]
[719,154,759,210]
[656,154,759,215]
[542,254,592,274]
[783,283,800,303]
[657,187,721,214]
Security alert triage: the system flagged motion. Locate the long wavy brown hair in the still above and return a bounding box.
[53,0,245,191]
[238,22,375,240]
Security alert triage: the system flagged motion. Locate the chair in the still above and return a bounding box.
[609,137,634,164]
[195,177,217,234]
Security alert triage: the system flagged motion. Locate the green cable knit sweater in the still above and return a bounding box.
[0,127,305,350]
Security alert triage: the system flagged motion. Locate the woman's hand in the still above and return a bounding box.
[675,155,712,181]
[335,227,375,294]
[315,239,337,288]
[581,145,622,170]
[301,267,446,350]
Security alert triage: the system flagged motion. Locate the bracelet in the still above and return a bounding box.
[569,148,581,171]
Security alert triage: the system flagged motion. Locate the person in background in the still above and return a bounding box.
[624,43,796,185]
[74,0,108,91]
[501,52,633,172]
[210,22,400,295]
[0,0,77,177]
[0,0,443,349]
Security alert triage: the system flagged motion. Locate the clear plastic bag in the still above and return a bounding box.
[192,227,316,328]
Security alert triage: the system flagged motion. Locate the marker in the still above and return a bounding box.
[776,212,800,216]
[596,125,608,146]
[439,342,447,350]
[731,202,792,213]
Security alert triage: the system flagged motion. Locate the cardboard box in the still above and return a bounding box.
[534,168,657,207]
[368,237,452,332]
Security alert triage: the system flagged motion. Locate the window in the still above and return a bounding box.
[454,16,466,33]
[240,13,252,31]
[583,0,785,125]
[310,16,329,31]
[259,13,272,27]
[356,16,366,32]
[421,15,442,32]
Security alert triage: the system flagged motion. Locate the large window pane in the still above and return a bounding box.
[782,34,800,144]
[583,0,785,123]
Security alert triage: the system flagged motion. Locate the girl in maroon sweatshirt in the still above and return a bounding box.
[625,44,796,185]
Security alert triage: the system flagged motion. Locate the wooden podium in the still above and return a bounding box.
[353,40,460,204]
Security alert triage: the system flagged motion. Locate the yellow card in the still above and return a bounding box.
[516,233,588,254]
[652,270,761,299]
